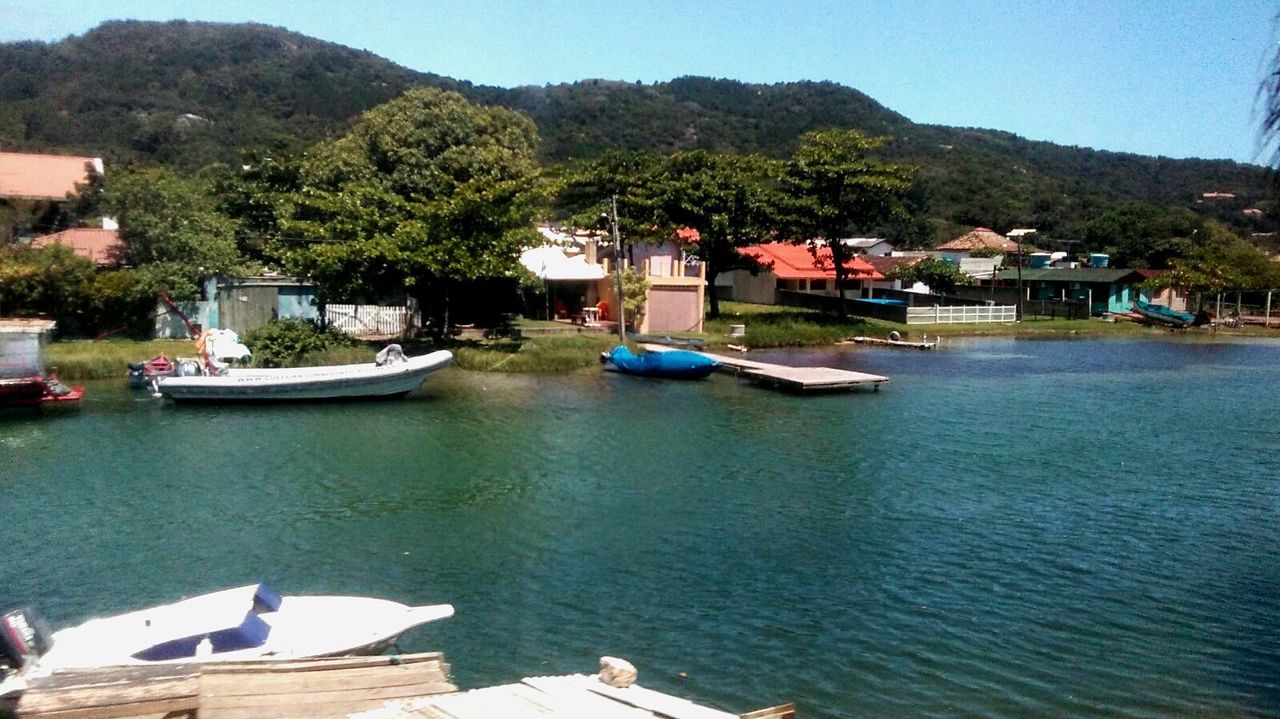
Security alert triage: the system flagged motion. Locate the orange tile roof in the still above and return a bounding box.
[31,228,124,266]
[0,152,100,200]
[739,243,884,281]
[937,227,1023,253]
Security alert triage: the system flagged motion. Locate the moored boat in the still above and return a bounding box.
[1,583,454,677]
[154,334,452,402]
[1132,300,1195,328]
[601,344,719,379]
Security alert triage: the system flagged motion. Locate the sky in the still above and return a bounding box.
[2,0,1276,165]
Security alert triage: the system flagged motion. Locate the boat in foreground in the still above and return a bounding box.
[601,344,719,379]
[155,337,453,402]
[1132,300,1195,328]
[1,583,453,679]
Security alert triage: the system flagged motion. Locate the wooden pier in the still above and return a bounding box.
[6,653,794,719]
[844,335,937,350]
[642,344,889,392]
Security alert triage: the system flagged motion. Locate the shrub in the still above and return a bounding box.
[242,318,353,367]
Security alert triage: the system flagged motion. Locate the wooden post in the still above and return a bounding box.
[1266,290,1273,328]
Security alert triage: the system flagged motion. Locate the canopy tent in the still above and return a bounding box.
[520,246,607,281]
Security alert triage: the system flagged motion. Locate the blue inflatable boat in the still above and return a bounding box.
[601,345,719,380]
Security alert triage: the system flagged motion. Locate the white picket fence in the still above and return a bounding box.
[906,304,1018,324]
[324,304,418,337]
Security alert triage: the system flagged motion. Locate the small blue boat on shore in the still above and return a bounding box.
[1133,300,1195,328]
[601,345,719,380]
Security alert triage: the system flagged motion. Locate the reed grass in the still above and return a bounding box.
[451,334,618,373]
[45,339,194,380]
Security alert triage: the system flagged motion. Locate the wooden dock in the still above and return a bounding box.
[844,335,937,350]
[642,344,889,392]
[6,653,794,719]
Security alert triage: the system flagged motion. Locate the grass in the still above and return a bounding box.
[42,304,1277,381]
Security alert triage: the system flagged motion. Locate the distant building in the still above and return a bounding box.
[0,152,102,201]
[838,237,896,256]
[30,226,124,266]
[936,227,1029,262]
[723,242,883,304]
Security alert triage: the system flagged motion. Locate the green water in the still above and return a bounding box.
[3,337,1279,718]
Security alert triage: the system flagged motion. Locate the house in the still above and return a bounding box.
[523,223,705,333]
[990,266,1149,315]
[1,151,105,242]
[0,152,102,200]
[936,227,1028,262]
[1134,269,1189,312]
[30,225,124,266]
[839,237,896,256]
[723,242,884,304]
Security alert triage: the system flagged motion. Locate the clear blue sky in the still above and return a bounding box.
[2,0,1275,164]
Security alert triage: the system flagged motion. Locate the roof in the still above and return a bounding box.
[30,228,123,265]
[839,237,891,250]
[520,246,607,281]
[739,243,884,281]
[0,152,101,200]
[937,227,1023,253]
[994,267,1146,284]
[862,255,925,275]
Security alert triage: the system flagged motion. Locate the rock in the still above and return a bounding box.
[598,656,637,688]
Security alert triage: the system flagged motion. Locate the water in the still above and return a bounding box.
[3,337,1279,718]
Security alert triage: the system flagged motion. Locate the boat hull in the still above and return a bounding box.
[35,585,455,670]
[603,346,718,379]
[156,351,452,402]
[1132,301,1195,328]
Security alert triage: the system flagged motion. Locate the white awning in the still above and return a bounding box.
[521,246,607,281]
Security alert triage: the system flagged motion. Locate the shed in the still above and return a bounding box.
[991,267,1147,315]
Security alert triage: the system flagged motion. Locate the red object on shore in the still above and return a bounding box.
[0,374,83,408]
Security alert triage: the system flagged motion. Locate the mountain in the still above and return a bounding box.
[0,20,1272,242]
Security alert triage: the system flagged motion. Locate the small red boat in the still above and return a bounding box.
[0,319,84,410]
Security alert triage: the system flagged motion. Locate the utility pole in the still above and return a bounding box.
[611,196,625,343]
[1008,229,1037,321]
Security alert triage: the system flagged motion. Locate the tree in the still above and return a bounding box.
[781,129,915,318]
[649,151,782,318]
[104,166,240,298]
[1084,203,1197,268]
[886,257,969,296]
[279,87,543,331]
[1148,223,1280,307]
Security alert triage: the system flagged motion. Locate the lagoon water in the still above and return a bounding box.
[3,337,1279,718]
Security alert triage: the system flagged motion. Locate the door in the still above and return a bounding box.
[218,284,278,334]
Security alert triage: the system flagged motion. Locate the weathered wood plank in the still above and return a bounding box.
[14,674,198,717]
[739,703,796,719]
[199,662,450,695]
[203,652,447,674]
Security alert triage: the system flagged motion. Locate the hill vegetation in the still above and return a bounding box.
[0,20,1274,248]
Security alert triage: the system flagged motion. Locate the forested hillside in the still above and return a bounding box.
[0,20,1272,242]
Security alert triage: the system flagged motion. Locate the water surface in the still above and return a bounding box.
[3,337,1278,718]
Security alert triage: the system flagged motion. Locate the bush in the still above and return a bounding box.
[242,318,354,367]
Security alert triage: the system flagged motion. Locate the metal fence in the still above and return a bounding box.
[324,304,418,337]
[906,305,1018,324]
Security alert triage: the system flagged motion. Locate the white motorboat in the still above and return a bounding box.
[156,347,454,402]
[2,584,453,677]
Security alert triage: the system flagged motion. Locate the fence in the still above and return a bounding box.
[906,305,1018,324]
[324,304,418,337]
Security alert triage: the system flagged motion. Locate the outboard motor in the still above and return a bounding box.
[176,359,204,377]
[1,606,53,671]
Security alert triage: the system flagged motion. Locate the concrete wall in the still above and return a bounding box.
[722,269,777,304]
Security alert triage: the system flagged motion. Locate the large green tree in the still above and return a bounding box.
[649,151,782,318]
[1150,223,1280,306]
[781,129,915,318]
[1083,203,1198,268]
[278,87,543,330]
[104,166,240,298]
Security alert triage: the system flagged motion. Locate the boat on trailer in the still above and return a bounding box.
[1132,300,1195,328]
[154,331,452,402]
[1,584,453,680]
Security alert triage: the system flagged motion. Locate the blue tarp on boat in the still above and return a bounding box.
[603,345,718,379]
[1133,300,1195,327]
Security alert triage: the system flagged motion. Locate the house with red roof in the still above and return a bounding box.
[0,152,102,201]
[723,242,884,304]
[30,226,124,266]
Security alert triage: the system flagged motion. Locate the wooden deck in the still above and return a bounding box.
[845,335,938,350]
[9,653,455,719]
[642,344,889,392]
[6,654,793,719]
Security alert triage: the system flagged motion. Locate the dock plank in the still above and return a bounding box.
[642,344,889,392]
